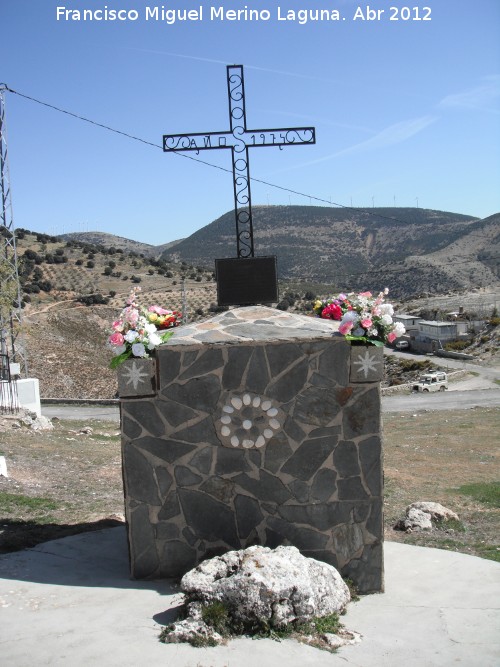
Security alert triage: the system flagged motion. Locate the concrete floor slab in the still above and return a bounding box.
[1,528,499,666]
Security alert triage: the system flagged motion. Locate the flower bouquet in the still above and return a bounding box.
[313,288,405,346]
[107,287,182,368]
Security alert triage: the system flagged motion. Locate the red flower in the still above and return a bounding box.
[321,303,342,320]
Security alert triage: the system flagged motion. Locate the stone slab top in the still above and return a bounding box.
[163,306,341,346]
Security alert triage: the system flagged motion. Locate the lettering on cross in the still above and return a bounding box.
[163,65,316,259]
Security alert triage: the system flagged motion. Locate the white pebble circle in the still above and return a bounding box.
[218,393,283,450]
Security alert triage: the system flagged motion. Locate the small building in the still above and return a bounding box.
[417,320,458,341]
[410,320,461,354]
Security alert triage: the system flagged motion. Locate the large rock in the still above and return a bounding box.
[409,501,459,522]
[394,501,459,532]
[182,544,350,626]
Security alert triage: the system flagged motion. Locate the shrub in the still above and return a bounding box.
[445,340,471,351]
[39,280,53,292]
[77,293,109,306]
[209,302,228,313]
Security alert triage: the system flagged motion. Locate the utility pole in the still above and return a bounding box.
[0,84,28,377]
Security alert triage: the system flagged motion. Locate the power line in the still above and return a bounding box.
[2,84,447,228]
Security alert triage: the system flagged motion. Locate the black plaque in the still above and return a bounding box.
[216,256,278,306]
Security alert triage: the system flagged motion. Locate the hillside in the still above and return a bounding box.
[386,213,500,297]
[160,206,499,297]
[59,232,183,258]
[3,228,218,398]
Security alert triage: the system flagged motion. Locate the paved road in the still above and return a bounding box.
[383,388,499,412]
[42,404,120,422]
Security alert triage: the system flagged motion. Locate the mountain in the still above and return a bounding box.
[59,231,183,257]
[385,213,500,297]
[159,205,499,297]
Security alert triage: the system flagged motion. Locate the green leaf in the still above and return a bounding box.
[345,335,384,347]
[109,350,132,369]
[159,330,175,344]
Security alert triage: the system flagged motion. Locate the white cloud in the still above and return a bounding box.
[269,115,437,173]
[438,75,500,114]
[256,109,374,135]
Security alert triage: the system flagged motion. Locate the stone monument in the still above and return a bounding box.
[119,307,385,594]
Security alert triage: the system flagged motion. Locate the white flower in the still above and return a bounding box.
[124,330,139,343]
[352,327,365,337]
[147,332,161,348]
[368,327,378,337]
[381,314,393,326]
[113,344,127,356]
[131,342,147,358]
[144,322,157,334]
[342,311,359,323]
[394,322,406,336]
[379,303,394,316]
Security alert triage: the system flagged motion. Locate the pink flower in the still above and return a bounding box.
[387,332,397,343]
[123,306,139,327]
[109,332,125,346]
[112,320,124,332]
[359,291,372,298]
[361,318,373,329]
[339,321,353,336]
[148,305,171,315]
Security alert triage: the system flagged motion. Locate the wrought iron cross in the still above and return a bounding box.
[163,65,316,258]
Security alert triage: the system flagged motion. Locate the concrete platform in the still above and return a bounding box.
[0,527,499,666]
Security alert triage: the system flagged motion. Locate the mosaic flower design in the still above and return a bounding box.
[352,349,382,379]
[216,393,283,449]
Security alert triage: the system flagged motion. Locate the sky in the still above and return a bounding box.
[1,0,499,246]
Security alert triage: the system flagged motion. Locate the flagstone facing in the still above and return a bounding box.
[120,307,384,593]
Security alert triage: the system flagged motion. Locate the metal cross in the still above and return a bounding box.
[163,65,316,258]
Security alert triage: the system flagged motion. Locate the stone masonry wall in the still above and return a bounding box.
[120,307,385,593]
